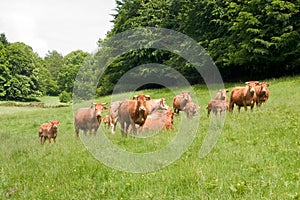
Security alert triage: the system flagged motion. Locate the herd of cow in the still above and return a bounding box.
[38,81,270,144]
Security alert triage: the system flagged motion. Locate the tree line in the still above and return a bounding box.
[1,0,299,101]
[0,33,89,101]
[104,0,299,84]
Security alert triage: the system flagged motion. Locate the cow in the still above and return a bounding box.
[229,81,260,112]
[255,82,270,107]
[207,89,229,117]
[207,100,229,117]
[214,89,229,102]
[38,120,60,144]
[109,101,123,134]
[74,103,108,136]
[211,100,228,116]
[173,91,192,114]
[146,98,169,114]
[183,102,200,119]
[102,115,110,129]
[118,94,151,135]
[142,107,174,132]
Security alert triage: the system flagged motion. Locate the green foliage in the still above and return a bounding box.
[59,91,71,103]
[1,41,42,100]
[106,0,300,84]
[58,50,89,94]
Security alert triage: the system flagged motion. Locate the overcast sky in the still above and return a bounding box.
[0,0,116,57]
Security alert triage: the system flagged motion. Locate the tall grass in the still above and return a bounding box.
[0,76,299,199]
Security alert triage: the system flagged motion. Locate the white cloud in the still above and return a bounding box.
[0,0,116,57]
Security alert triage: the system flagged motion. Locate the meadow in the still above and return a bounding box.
[0,76,299,199]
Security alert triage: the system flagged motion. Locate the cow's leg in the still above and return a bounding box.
[250,103,254,111]
[243,102,247,111]
[238,106,241,113]
[111,124,115,134]
[39,135,43,144]
[42,136,46,144]
[75,127,79,137]
[53,137,56,143]
[48,137,51,144]
[120,121,127,136]
[229,102,234,112]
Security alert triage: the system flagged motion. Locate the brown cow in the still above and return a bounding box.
[102,115,110,129]
[207,100,229,117]
[74,103,108,136]
[211,100,228,116]
[207,89,229,117]
[118,94,151,134]
[142,107,174,132]
[108,101,123,134]
[38,120,60,144]
[255,82,270,107]
[229,81,259,112]
[146,98,169,114]
[183,102,200,119]
[173,91,192,114]
[214,89,229,101]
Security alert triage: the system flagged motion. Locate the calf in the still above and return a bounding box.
[183,102,200,119]
[38,120,60,144]
[207,89,229,117]
[173,91,192,114]
[214,89,229,102]
[211,100,228,116]
[255,82,270,107]
[229,81,259,112]
[142,107,174,132]
[118,94,151,134]
[109,101,123,134]
[74,103,108,136]
[102,115,110,129]
[207,100,229,117]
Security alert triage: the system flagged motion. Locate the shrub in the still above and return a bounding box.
[59,91,71,103]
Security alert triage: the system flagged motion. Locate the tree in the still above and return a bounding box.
[57,50,90,94]
[0,41,10,98]
[4,42,42,100]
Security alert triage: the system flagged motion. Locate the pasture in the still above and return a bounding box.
[0,76,299,199]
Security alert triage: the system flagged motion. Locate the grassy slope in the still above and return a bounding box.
[0,76,299,199]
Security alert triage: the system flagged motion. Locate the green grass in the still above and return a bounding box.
[1,76,300,199]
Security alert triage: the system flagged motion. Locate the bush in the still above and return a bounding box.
[59,91,71,103]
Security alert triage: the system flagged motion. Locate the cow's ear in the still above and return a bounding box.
[226,89,229,93]
[245,82,249,85]
[267,83,270,87]
[103,106,108,110]
[255,81,260,86]
[145,95,151,101]
[132,95,138,100]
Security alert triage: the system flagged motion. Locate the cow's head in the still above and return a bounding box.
[260,82,269,94]
[181,91,192,102]
[245,81,259,95]
[93,103,108,119]
[216,89,229,100]
[50,120,60,130]
[133,94,151,112]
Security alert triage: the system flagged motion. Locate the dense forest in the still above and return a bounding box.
[1,0,299,101]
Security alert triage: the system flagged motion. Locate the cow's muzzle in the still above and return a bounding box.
[139,106,146,112]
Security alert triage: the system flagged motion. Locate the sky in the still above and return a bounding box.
[0,0,116,57]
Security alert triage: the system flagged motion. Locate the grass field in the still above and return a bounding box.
[0,76,299,199]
